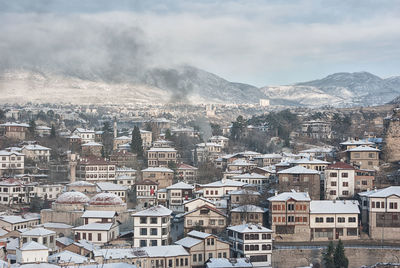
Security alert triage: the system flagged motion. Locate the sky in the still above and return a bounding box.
[0,0,400,86]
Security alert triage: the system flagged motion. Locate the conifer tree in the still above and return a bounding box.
[333,240,348,268]
[323,241,335,268]
[131,126,143,158]
[50,124,56,138]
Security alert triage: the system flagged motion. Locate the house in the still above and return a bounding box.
[0,179,28,205]
[358,186,400,240]
[277,166,321,200]
[177,163,198,183]
[73,222,119,245]
[301,120,332,139]
[77,157,116,182]
[354,169,375,194]
[96,182,128,202]
[132,205,172,247]
[21,144,51,162]
[230,205,267,226]
[340,138,375,151]
[81,210,117,224]
[142,167,174,189]
[134,179,158,210]
[310,200,359,241]
[0,122,29,140]
[292,158,330,172]
[72,128,96,143]
[27,183,63,201]
[16,241,49,264]
[183,205,227,235]
[0,215,41,231]
[200,179,247,202]
[253,154,282,167]
[81,141,103,157]
[110,151,137,168]
[346,145,380,170]
[35,125,51,137]
[20,227,56,252]
[227,223,273,267]
[231,173,267,192]
[175,230,230,268]
[0,150,24,176]
[48,250,90,266]
[227,160,257,173]
[140,129,153,148]
[228,189,261,209]
[268,191,311,241]
[147,147,177,167]
[324,162,356,200]
[166,182,194,213]
[113,135,131,150]
[183,197,216,213]
[208,136,229,149]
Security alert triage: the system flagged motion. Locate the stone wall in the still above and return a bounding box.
[273,247,400,268]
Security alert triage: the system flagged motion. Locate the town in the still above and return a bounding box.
[0,102,398,268]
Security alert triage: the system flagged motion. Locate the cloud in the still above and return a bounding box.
[0,0,400,86]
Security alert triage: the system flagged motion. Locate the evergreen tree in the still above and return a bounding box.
[165,129,172,140]
[28,119,36,137]
[131,126,143,158]
[50,124,56,138]
[333,240,348,268]
[323,241,335,268]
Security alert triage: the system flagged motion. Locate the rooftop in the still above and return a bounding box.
[166,181,194,190]
[81,210,117,219]
[20,241,48,251]
[326,162,355,170]
[21,227,55,236]
[268,191,311,202]
[175,236,202,248]
[346,145,380,152]
[73,222,114,231]
[310,200,360,214]
[277,165,320,174]
[227,223,272,233]
[132,205,172,217]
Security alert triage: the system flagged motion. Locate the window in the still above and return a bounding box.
[343,182,349,187]
[150,228,158,235]
[199,220,204,226]
[198,254,203,262]
[326,217,334,223]
[362,180,368,185]
[330,172,337,177]
[331,181,337,186]
[287,204,294,211]
[140,217,147,224]
[330,190,336,196]
[88,233,92,241]
[342,191,349,196]
[348,217,356,223]
[338,217,345,223]
[218,220,224,225]
[140,228,147,235]
[209,219,215,225]
[342,172,348,178]
[97,233,102,241]
[288,216,295,222]
[150,240,157,246]
[316,217,323,223]
[208,253,213,259]
[187,220,192,226]
[372,201,375,208]
[390,202,398,209]
[140,240,147,247]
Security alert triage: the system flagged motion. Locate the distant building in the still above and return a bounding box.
[177,163,198,183]
[147,147,177,167]
[0,150,24,176]
[346,145,380,170]
[142,167,174,189]
[324,162,356,200]
[0,122,29,140]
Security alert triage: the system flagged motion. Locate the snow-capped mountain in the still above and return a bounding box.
[261,72,400,107]
[0,66,264,105]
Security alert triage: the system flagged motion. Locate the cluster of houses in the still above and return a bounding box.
[0,117,399,268]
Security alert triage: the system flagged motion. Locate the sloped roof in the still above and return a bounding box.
[310,200,359,214]
[73,222,114,231]
[326,162,355,170]
[206,258,253,268]
[175,237,202,248]
[201,179,247,188]
[21,228,55,236]
[48,250,89,264]
[166,181,194,190]
[96,182,128,191]
[268,191,311,202]
[358,186,400,198]
[346,145,380,152]
[142,245,189,257]
[227,223,272,233]
[20,241,48,251]
[187,230,213,239]
[231,205,267,213]
[132,205,172,217]
[81,210,117,219]
[277,165,320,174]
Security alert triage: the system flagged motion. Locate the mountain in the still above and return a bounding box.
[0,66,264,105]
[261,72,400,107]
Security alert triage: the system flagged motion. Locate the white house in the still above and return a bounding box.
[324,162,356,200]
[21,144,51,162]
[16,241,49,264]
[227,223,273,267]
[73,222,119,245]
[132,205,172,247]
[0,150,24,176]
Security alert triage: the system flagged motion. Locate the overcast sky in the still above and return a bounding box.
[1,0,399,86]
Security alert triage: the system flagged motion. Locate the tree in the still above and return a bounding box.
[102,121,113,133]
[230,115,246,141]
[333,240,348,268]
[323,241,335,268]
[28,119,36,137]
[210,123,222,136]
[131,126,143,158]
[50,124,56,138]
[165,129,172,140]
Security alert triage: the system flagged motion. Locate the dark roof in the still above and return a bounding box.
[135,179,159,186]
[326,162,355,170]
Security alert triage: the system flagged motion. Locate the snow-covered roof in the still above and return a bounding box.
[209,136,229,140]
[228,189,261,196]
[227,223,272,233]
[206,258,253,268]
[0,150,24,156]
[187,230,213,239]
[166,181,194,190]
[20,241,48,251]
[48,250,89,264]
[89,192,124,205]
[277,165,320,174]
[132,205,172,217]
[0,215,40,224]
[300,147,333,154]
[232,173,267,179]
[293,158,330,165]
[358,186,400,198]
[36,126,51,130]
[340,139,374,146]
[67,181,95,187]
[148,147,177,152]
[41,222,73,229]
[346,145,380,152]
[177,163,198,170]
[268,191,311,202]
[0,228,8,236]
[201,179,247,188]
[231,205,267,213]
[55,191,89,204]
[0,122,29,127]
[81,210,116,219]
[183,197,215,205]
[310,200,359,214]
[56,237,74,246]
[142,167,174,173]
[142,245,189,257]
[81,141,103,147]
[96,182,128,191]
[229,159,256,166]
[22,144,51,151]
[254,153,282,159]
[175,236,202,248]
[73,222,114,231]
[21,228,55,236]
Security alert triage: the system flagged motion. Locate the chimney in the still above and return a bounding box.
[113,120,117,139]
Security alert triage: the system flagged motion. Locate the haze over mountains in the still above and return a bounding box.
[0,66,399,107]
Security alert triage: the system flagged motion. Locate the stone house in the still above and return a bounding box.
[183,205,227,235]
